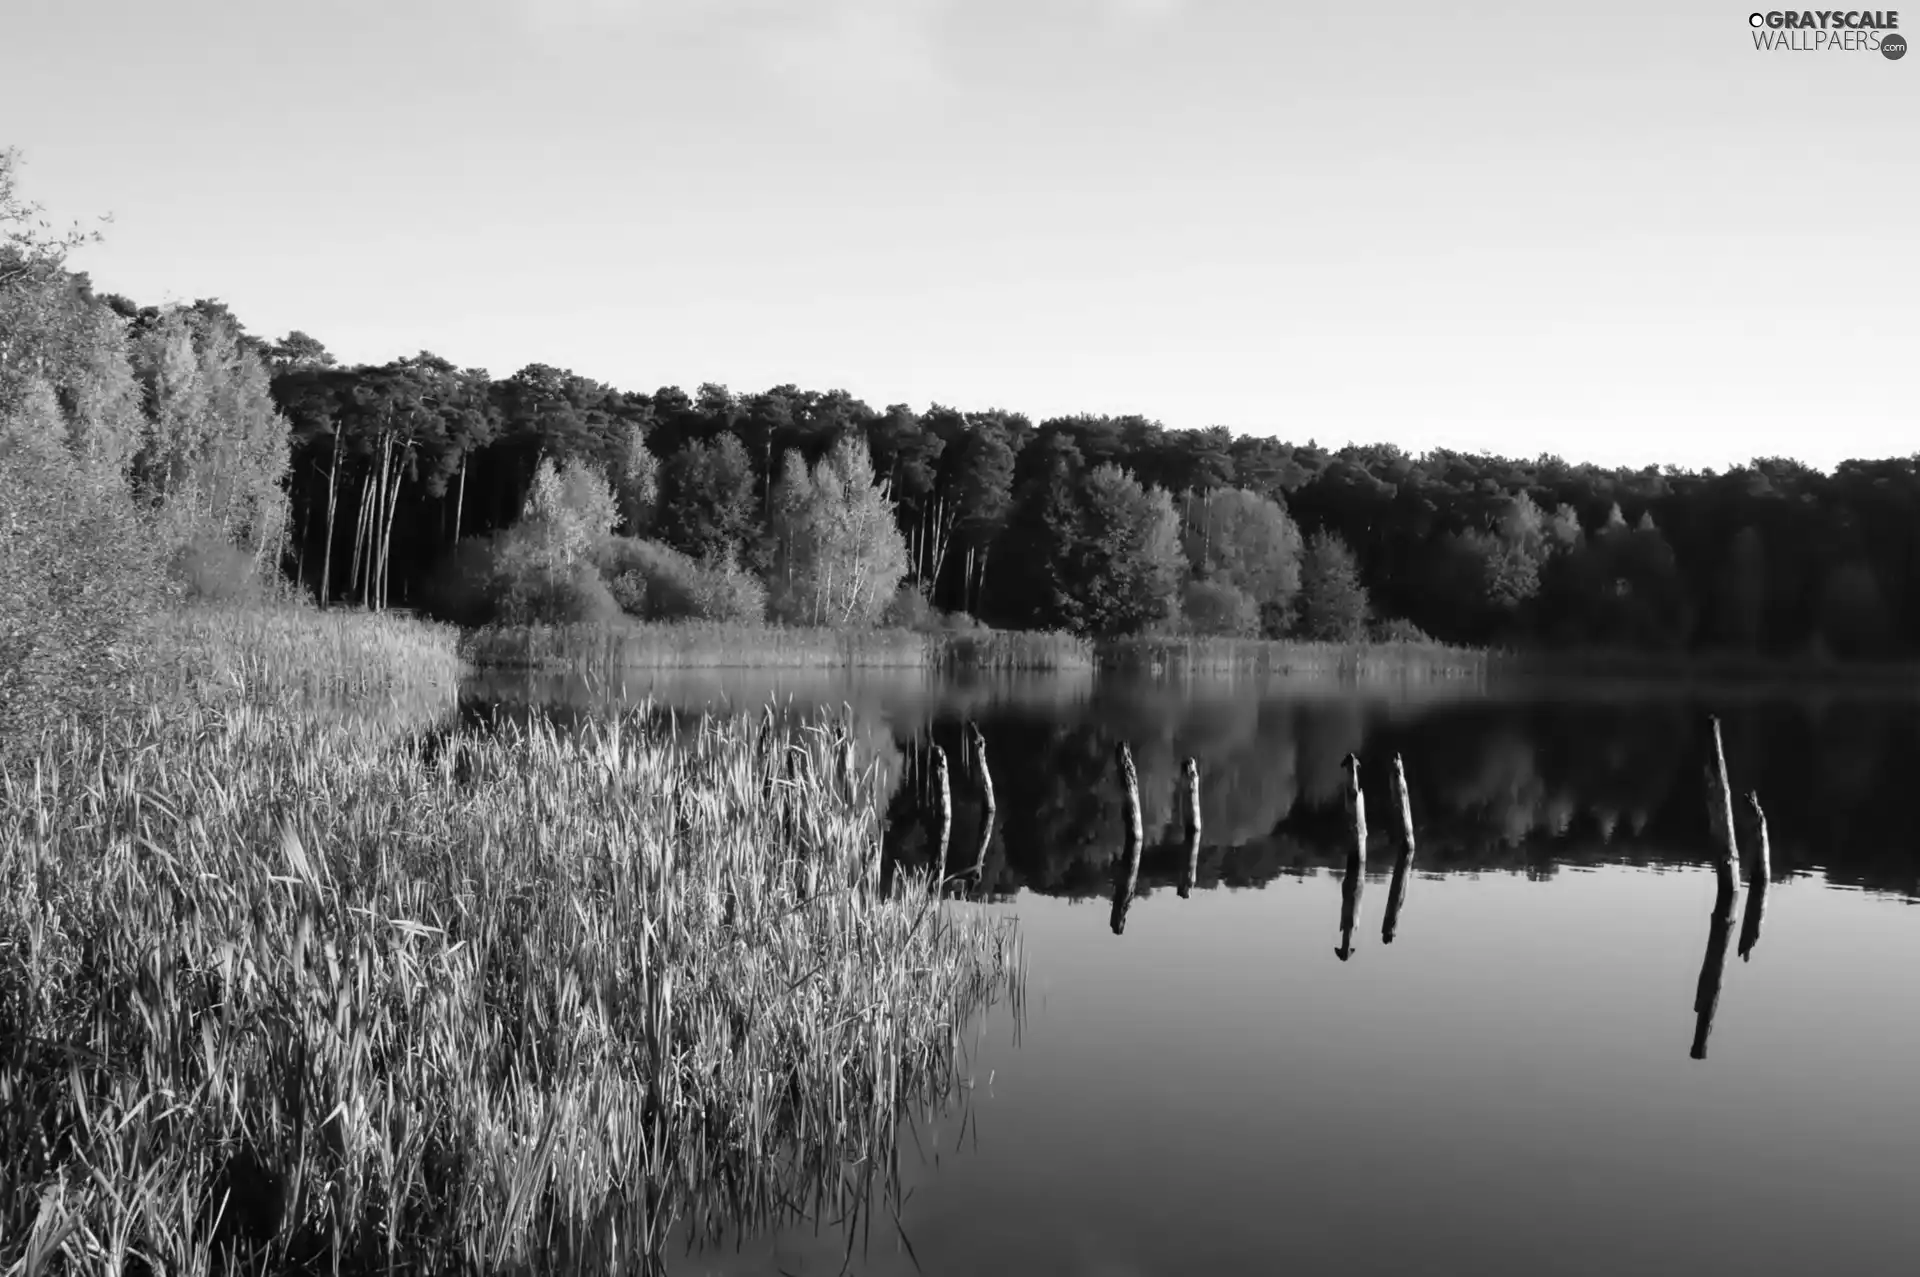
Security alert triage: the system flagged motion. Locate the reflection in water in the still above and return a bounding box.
[930,743,953,872]
[1690,864,1740,1060]
[1112,742,1144,935]
[1740,792,1772,962]
[1178,757,1202,899]
[1383,753,1417,945]
[1337,753,1366,962]
[473,670,1920,905]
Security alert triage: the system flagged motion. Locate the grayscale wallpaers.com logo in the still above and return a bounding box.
[1747,9,1904,54]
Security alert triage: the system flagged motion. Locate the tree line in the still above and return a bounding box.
[265,338,1919,659]
[7,149,1918,660]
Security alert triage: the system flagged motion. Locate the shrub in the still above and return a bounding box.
[590,537,765,624]
[171,530,271,604]
[1373,616,1436,644]
[495,560,622,627]
[689,553,766,624]
[1182,579,1261,637]
[0,444,172,739]
[882,584,935,630]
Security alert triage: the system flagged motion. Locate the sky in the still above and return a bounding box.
[2,0,1913,472]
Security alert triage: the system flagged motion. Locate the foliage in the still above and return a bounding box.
[1298,529,1370,641]
[20,149,1920,663]
[1373,615,1437,644]
[1181,578,1262,637]
[128,303,292,569]
[614,419,659,534]
[657,433,757,564]
[591,537,767,625]
[1181,486,1303,635]
[473,457,627,626]
[0,437,170,740]
[767,435,910,627]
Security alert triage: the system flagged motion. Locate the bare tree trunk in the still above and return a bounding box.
[369,432,392,610]
[348,464,375,605]
[378,442,405,613]
[320,430,343,608]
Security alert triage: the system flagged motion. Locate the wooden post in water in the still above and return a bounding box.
[1383,753,1416,944]
[967,720,996,817]
[1177,757,1202,899]
[1703,715,1741,890]
[1111,742,1144,934]
[965,722,995,894]
[929,744,952,874]
[1337,753,1366,961]
[1738,791,1771,962]
[1690,865,1739,1060]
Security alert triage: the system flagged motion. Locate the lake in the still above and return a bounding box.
[466,667,1920,1276]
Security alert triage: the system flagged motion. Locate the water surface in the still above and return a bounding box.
[469,668,1920,1276]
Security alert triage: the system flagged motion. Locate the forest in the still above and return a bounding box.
[5,150,1917,662]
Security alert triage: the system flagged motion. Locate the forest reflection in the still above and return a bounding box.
[873,681,1920,904]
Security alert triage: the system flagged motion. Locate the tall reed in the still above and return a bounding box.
[0,695,1017,1275]
[147,605,466,707]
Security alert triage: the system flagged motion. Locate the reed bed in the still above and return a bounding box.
[464,622,930,675]
[0,696,1019,1276]
[465,621,1095,676]
[1096,636,1489,680]
[148,606,466,707]
[925,629,1095,672]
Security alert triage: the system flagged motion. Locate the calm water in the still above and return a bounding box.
[469,668,1920,1276]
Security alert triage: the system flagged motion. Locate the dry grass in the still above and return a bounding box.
[0,690,1018,1275]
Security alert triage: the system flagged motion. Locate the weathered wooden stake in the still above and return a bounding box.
[1115,741,1143,854]
[1703,715,1741,888]
[1112,742,1144,934]
[968,720,996,816]
[969,807,994,893]
[929,744,952,871]
[1738,791,1771,962]
[1383,753,1416,944]
[1177,757,1202,899]
[1337,753,1366,961]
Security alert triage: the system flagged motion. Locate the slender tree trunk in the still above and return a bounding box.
[378,443,406,613]
[366,433,391,609]
[349,464,375,605]
[320,430,342,608]
[374,433,392,611]
[452,453,468,547]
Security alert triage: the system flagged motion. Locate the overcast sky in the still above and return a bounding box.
[4,0,1913,471]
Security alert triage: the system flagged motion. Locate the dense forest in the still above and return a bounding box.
[6,150,1917,659]
[258,337,1920,659]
